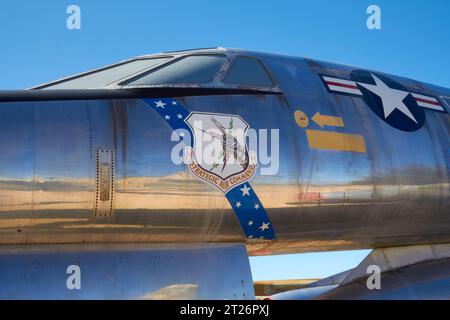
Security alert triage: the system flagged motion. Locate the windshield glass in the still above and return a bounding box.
[122,55,226,86]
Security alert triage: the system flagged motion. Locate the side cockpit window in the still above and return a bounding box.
[38,57,170,89]
[122,55,226,86]
[223,56,274,88]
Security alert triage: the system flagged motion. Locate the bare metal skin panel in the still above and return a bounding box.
[0,49,448,256]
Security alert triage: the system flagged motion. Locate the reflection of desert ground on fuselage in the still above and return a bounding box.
[0,172,447,236]
[0,171,447,212]
[0,172,449,255]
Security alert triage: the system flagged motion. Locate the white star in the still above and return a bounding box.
[248,220,253,226]
[248,235,253,239]
[254,203,260,210]
[172,101,178,105]
[259,222,270,231]
[236,201,242,208]
[177,113,183,119]
[357,74,417,123]
[155,100,166,109]
[240,184,251,197]
[164,115,170,120]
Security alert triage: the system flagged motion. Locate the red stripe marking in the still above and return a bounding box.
[414,97,441,106]
[326,81,359,90]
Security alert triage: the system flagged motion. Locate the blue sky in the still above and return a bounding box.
[0,0,448,280]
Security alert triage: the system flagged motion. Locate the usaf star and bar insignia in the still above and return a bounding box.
[320,70,447,132]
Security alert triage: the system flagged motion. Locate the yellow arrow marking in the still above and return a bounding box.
[312,112,344,128]
[306,130,367,153]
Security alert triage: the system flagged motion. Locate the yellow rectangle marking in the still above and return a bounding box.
[306,129,367,153]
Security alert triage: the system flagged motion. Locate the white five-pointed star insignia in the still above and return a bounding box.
[236,201,242,208]
[259,222,270,231]
[240,184,251,197]
[177,113,183,119]
[155,100,166,109]
[357,74,417,123]
[164,115,170,120]
[254,203,260,210]
[172,101,177,105]
[248,220,253,226]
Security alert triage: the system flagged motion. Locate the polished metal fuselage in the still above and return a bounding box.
[0,50,449,255]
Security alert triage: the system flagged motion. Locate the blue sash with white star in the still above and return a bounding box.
[143,98,275,240]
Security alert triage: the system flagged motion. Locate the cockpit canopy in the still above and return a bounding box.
[32,48,279,92]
